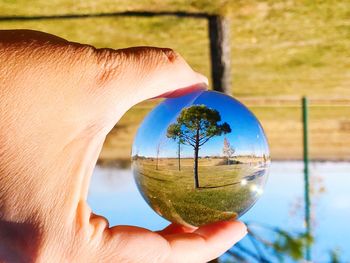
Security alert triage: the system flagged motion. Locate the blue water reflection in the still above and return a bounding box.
[88,162,350,261]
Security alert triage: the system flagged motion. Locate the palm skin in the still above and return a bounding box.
[0,29,247,263]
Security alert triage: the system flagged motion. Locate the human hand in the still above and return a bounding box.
[0,29,247,262]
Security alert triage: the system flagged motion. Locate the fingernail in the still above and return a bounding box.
[152,83,207,99]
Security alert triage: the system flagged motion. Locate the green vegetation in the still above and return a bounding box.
[0,0,349,161]
[134,157,264,226]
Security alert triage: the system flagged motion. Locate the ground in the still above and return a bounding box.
[0,0,349,161]
[133,157,268,226]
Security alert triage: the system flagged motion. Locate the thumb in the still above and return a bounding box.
[89,46,208,114]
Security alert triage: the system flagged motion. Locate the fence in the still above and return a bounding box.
[241,96,350,261]
[1,12,349,262]
[0,11,231,94]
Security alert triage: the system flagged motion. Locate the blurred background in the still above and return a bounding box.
[1,0,349,262]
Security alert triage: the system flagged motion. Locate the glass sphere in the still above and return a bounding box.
[132,90,270,227]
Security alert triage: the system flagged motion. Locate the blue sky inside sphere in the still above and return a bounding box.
[132,90,269,159]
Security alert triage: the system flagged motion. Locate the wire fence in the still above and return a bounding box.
[237,97,350,162]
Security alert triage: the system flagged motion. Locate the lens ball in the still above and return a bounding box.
[132,90,270,227]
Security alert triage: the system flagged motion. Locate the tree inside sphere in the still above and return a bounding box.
[132,90,270,227]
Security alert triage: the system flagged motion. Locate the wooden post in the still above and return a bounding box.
[302,97,312,261]
[208,15,231,95]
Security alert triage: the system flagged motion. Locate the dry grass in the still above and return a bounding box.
[133,157,267,226]
[1,0,349,161]
[97,99,350,164]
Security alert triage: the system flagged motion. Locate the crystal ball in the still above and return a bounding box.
[132,90,270,227]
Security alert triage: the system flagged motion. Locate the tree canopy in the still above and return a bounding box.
[167,105,231,148]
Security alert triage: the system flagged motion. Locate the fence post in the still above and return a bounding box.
[208,15,231,95]
[302,96,311,261]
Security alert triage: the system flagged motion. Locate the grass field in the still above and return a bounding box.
[133,157,268,226]
[1,0,349,161]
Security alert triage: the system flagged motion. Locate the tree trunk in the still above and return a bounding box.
[193,129,200,188]
[178,140,181,171]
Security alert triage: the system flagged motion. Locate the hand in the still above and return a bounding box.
[0,29,247,263]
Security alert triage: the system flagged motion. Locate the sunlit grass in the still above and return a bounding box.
[134,158,264,226]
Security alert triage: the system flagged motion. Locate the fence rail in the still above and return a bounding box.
[239,97,350,106]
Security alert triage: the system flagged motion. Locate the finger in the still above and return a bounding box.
[164,221,247,263]
[107,225,173,262]
[1,30,208,122]
[105,221,245,262]
[156,223,198,235]
[90,46,209,110]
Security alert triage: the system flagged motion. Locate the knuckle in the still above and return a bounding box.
[147,47,181,68]
[91,47,124,87]
[121,46,182,69]
[95,47,182,84]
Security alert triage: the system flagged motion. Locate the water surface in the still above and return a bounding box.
[88,161,350,262]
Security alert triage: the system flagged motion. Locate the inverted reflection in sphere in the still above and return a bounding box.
[132,90,270,227]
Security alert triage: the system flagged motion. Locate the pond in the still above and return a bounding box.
[88,161,350,262]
